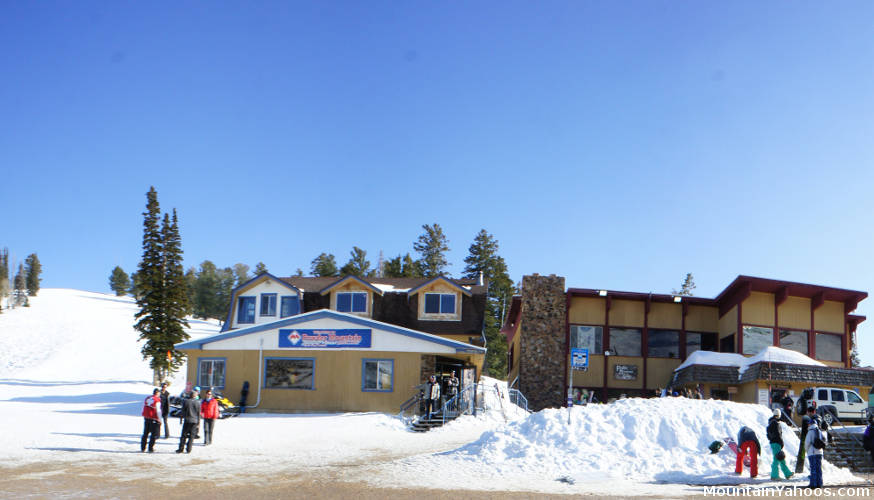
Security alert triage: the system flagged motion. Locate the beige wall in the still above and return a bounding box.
[815,300,844,334]
[609,300,645,327]
[569,354,604,387]
[507,324,522,386]
[646,358,682,390]
[719,305,738,342]
[742,292,775,326]
[569,297,605,325]
[778,297,811,330]
[649,303,681,330]
[686,305,719,332]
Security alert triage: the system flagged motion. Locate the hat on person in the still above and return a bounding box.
[161,381,169,387]
[194,386,201,392]
[806,405,816,413]
[773,408,781,418]
[153,388,160,395]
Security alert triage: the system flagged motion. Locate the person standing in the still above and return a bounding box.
[863,416,874,465]
[423,375,441,418]
[735,425,761,478]
[176,390,201,454]
[795,403,817,474]
[140,388,162,453]
[767,408,793,480]
[200,388,219,445]
[159,381,171,439]
[805,416,827,488]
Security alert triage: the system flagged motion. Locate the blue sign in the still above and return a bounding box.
[571,348,589,370]
[278,329,371,348]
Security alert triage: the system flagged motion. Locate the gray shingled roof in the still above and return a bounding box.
[674,361,874,387]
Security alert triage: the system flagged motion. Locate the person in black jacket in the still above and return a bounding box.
[176,391,201,454]
[767,408,793,480]
[735,426,762,478]
[159,381,171,439]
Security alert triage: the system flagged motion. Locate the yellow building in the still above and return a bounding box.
[504,274,871,412]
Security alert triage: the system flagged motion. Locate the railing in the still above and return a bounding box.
[508,388,528,412]
[438,383,478,425]
[398,392,423,422]
[400,382,531,427]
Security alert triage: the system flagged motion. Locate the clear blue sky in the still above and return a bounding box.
[3,2,874,362]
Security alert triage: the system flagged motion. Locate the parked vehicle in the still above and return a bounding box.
[794,387,867,425]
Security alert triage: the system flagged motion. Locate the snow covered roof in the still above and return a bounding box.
[675,346,826,379]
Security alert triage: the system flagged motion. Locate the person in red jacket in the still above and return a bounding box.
[200,388,219,445]
[140,388,162,453]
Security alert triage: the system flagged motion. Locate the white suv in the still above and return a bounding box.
[795,387,867,425]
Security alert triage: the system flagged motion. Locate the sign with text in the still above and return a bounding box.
[571,348,589,370]
[613,364,638,381]
[278,329,371,348]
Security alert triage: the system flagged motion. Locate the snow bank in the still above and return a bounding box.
[676,346,826,378]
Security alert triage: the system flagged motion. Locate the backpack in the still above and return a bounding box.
[812,428,826,450]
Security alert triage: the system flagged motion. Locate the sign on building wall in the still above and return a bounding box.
[614,364,638,380]
[278,329,372,348]
[758,388,769,406]
[571,348,589,371]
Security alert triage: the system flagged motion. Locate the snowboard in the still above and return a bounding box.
[795,429,808,474]
[724,437,751,467]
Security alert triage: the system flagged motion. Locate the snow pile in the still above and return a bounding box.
[676,346,826,378]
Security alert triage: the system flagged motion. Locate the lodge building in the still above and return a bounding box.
[175,273,487,413]
[503,274,874,412]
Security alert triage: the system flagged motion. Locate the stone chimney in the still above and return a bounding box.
[519,274,567,411]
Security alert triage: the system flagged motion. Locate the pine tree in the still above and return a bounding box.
[0,247,8,311]
[340,247,370,276]
[310,253,339,277]
[159,210,190,375]
[193,260,220,319]
[109,266,131,296]
[383,253,423,278]
[215,266,235,319]
[232,263,250,286]
[673,273,696,296]
[463,229,514,379]
[294,268,304,277]
[13,262,27,306]
[254,262,269,275]
[413,223,450,277]
[24,253,41,296]
[129,271,143,299]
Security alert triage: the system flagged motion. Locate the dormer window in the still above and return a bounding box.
[424,293,456,314]
[260,293,277,317]
[337,292,367,313]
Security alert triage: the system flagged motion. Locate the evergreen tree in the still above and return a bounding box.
[294,268,304,277]
[183,267,197,315]
[24,253,41,296]
[254,262,269,275]
[0,247,8,311]
[129,271,143,299]
[413,223,450,277]
[383,253,423,278]
[310,253,339,277]
[159,210,190,374]
[215,266,236,320]
[193,260,220,319]
[232,263,250,286]
[339,247,370,276]
[672,273,696,296]
[13,262,26,305]
[463,229,514,379]
[109,266,131,296]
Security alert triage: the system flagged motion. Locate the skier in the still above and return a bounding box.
[805,416,828,488]
[200,388,219,445]
[140,388,161,453]
[176,390,201,454]
[735,425,761,478]
[766,408,793,480]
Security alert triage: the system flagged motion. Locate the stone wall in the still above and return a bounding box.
[420,354,436,383]
[519,274,567,411]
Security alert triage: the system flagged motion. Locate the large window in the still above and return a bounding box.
[337,292,367,313]
[198,358,226,388]
[280,296,300,318]
[260,293,277,317]
[687,332,717,354]
[779,329,808,355]
[742,326,773,355]
[237,296,256,324]
[815,333,842,362]
[570,325,603,354]
[647,329,679,358]
[265,358,314,389]
[424,293,456,314]
[362,359,393,392]
[609,328,641,357]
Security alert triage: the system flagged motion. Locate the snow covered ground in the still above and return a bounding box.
[0,289,866,497]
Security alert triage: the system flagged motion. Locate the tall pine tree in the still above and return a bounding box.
[0,247,8,311]
[383,253,423,278]
[253,262,269,275]
[109,266,131,296]
[463,229,514,378]
[310,253,339,277]
[24,253,41,296]
[413,223,450,277]
[339,247,370,276]
[160,210,190,375]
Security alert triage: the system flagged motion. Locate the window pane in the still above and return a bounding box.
[818,389,828,400]
[424,294,440,314]
[214,360,225,387]
[238,297,256,323]
[265,359,314,389]
[364,361,377,390]
[779,329,808,355]
[815,333,842,362]
[352,293,367,312]
[849,392,863,403]
[570,325,603,354]
[648,329,679,358]
[742,326,773,355]
[199,360,211,387]
[440,294,455,314]
[609,328,641,357]
[280,296,299,318]
[378,361,392,390]
[337,293,352,312]
[831,390,845,402]
[260,294,276,316]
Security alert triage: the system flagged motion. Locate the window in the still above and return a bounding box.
[198,358,225,388]
[260,293,277,317]
[570,325,603,354]
[817,389,828,400]
[362,359,393,392]
[815,333,842,362]
[237,296,256,324]
[647,329,679,358]
[280,296,299,318]
[609,328,641,357]
[720,334,735,353]
[424,293,456,314]
[848,392,863,404]
[831,390,845,402]
[337,292,367,313]
[742,326,773,355]
[779,329,808,355]
[687,332,717,354]
[265,358,314,389]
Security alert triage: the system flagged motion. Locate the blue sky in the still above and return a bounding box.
[3,2,874,362]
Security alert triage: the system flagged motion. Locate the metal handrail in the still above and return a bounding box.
[508,388,528,412]
[439,383,479,425]
[398,392,423,422]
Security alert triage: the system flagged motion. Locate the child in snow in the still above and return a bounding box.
[735,426,761,478]
[766,408,793,480]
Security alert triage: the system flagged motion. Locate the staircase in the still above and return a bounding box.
[822,432,874,473]
[409,411,460,432]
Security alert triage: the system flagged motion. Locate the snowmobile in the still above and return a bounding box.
[168,392,239,419]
